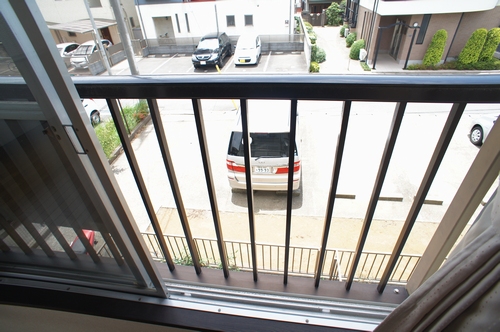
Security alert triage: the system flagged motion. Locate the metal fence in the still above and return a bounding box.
[140,232,420,285]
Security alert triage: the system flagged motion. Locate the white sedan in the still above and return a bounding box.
[469,114,498,146]
[82,99,101,126]
[234,33,261,66]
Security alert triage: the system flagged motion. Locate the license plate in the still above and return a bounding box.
[200,61,206,65]
[239,59,245,63]
[254,166,271,174]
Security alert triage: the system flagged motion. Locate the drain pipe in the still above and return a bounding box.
[445,12,464,63]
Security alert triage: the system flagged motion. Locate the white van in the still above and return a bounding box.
[226,100,301,193]
[70,39,112,69]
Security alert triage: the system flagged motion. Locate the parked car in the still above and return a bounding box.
[70,39,112,69]
[82,98,101,126]
[469,114,498,146]
[226,100,301,194]
[56,42,79,66]
[234,33,261,65]
[192,32,232,69]
[70,229,97,255]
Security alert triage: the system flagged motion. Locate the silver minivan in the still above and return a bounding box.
[226,100,301,193]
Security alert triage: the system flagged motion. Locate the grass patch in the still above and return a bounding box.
[360,61,371,71]
[94,100,150,159]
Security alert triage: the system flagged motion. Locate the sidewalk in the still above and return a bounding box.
[314,26,403,74]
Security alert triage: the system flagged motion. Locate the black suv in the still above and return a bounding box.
[192,32,232,69]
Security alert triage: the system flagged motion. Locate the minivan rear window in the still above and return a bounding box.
[228,132,296,157]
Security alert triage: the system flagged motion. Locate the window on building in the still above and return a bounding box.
[226,15,235,27]
[416,14,431,44]
[245,15,253,26]
[68,31,76,37]
[185,13,190,33]
[129,17,135,28]
[175,13,181,33]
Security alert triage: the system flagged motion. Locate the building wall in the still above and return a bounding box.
[354,1,500,65]
[136,0,294,39]
[448,6,500,58]
[36,0,115,23]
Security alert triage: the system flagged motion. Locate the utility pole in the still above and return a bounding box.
[84,0,113,75]
[109,0,139,75]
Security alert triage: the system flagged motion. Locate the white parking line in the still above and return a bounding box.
[151,54,178,74]
[263,51,271,72]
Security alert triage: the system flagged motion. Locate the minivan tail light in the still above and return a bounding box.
[226,160,245,173]
[275,161,301,174]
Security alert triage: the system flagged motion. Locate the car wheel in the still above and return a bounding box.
[470,125,483,146]
[90,111,101,126]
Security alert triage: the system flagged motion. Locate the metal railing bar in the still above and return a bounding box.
[240,99,258,281]
[0,213,32,254]
[314,100,351,288]
[98,230,125,266]
[146,98,193,272]
[191,98,228,277]
[0,147,77,259]
[283,99,298,284]
[0,235,10,252]
[375,255,387,280]
[0,190,53,257]
[399,257,413,282]
[367,254,378,279]
[109,98,176,266]
[148,234,160,258]
[378,102,467,293]
[346,102,406,290]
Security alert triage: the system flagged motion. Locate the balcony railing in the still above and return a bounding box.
[140,232,421,284]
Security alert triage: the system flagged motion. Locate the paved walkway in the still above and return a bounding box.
[314,26,403,74]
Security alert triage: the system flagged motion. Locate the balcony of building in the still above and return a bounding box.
[1,1,500,331]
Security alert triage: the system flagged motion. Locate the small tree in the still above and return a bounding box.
[478,27,500,61]
[422,29,448,66]
[349,39,365,60]
[326,0,346,26]
[458,28,488,64]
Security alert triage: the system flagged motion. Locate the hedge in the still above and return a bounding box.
[349,39,365,60]
[311,44,326,63]
[309,61,320,72]
[478,28,500,61]
[346,32,357,47]
[458,28,488,64]
[422,29,447,66]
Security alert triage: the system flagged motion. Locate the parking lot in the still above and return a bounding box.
[69,50,308,76]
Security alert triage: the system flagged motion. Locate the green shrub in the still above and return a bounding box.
[308,31,317,44]
[309,61,320,72]
[346,32,357,47]
[311,44,326,63]
[304,21,314,33]
[406,58,500,71]
[422,29,447,66]
[340,25,347,37]
[458,28,488,64]
[95,120,120,159]
[94,100,150,159]
[478,28,500,61]
[349,39,365,60]
[326,0,346,26]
